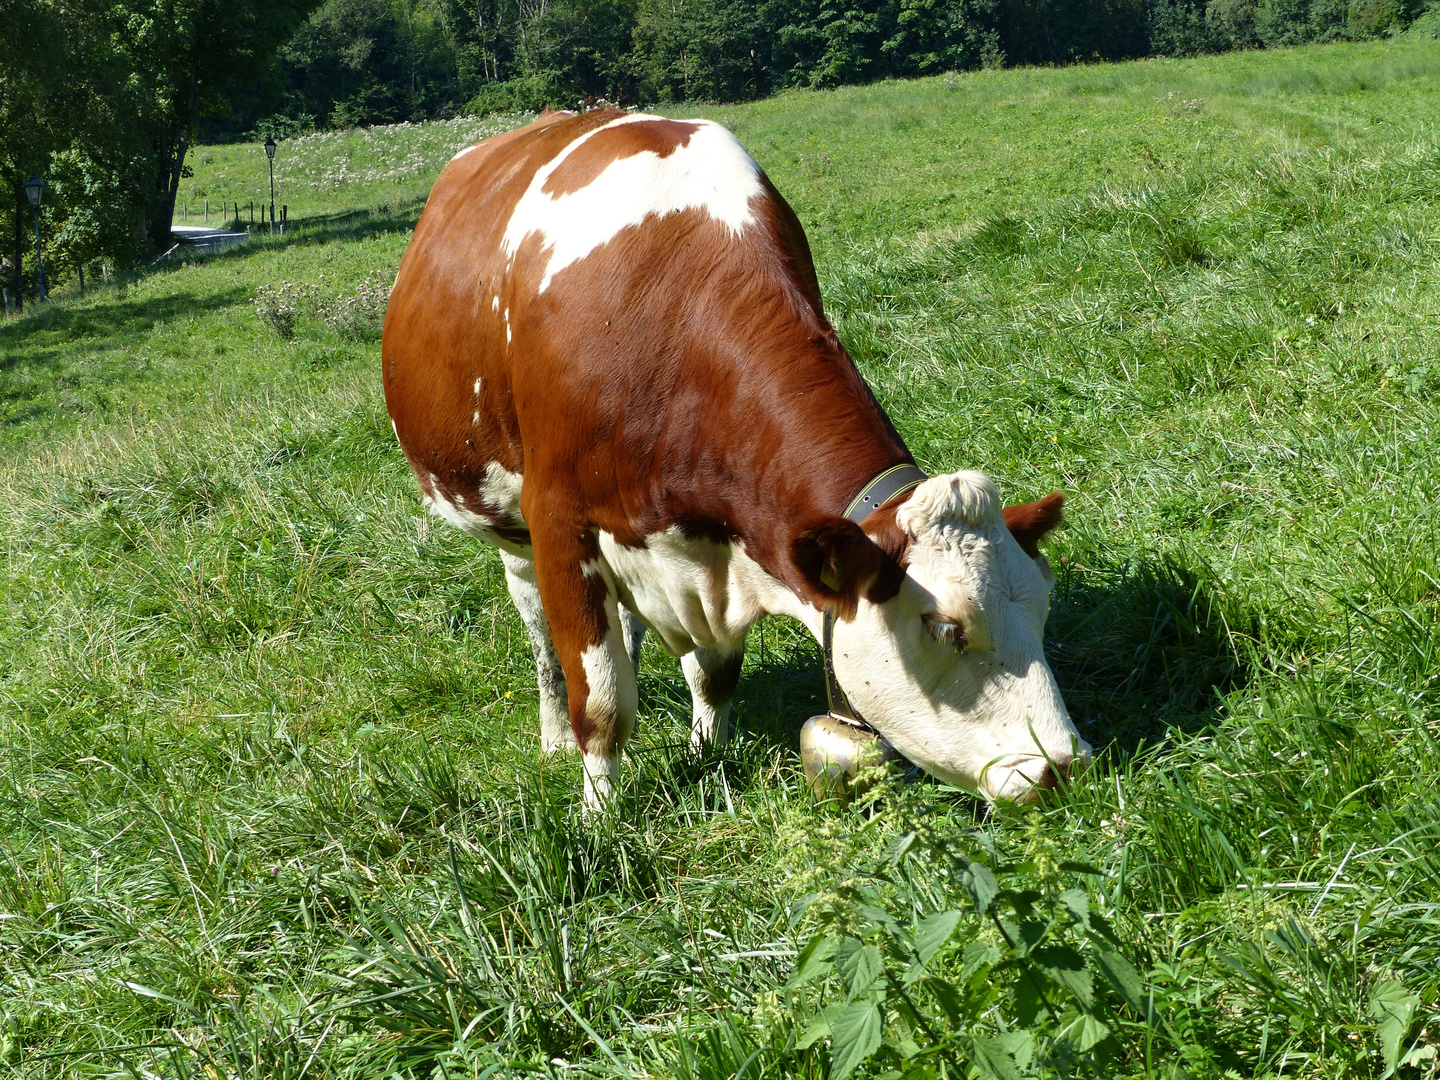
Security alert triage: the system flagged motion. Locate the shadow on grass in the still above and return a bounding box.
[623,551,1249,801]
[0,286,251,371]
[216,198,425,255]
[1048,552,1249,756]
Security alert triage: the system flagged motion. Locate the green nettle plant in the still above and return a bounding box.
[785,796,1148,1079]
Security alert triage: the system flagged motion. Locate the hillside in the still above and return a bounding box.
[3,38,1440,1078]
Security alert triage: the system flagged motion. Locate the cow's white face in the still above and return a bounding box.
[831,472,1090,801]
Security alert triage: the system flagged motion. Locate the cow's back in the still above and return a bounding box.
[383,109,900,583]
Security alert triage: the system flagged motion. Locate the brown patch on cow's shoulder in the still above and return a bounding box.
[542,118,704,197]
[1003,491,1065,557]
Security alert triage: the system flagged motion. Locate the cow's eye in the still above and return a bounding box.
[922,613,967,650]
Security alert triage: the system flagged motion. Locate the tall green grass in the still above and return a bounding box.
[3,37,1440,1078]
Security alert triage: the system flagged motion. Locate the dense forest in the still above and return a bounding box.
[4,0,1438,299]
[230,0,1437,137]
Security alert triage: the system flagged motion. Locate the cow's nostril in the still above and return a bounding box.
[1036,752,1086,791]
[1034,761,1062,790]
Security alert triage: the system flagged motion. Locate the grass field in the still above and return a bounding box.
[5,37,1440,1079]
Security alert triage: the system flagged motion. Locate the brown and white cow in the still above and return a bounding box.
[383,109,1091,809]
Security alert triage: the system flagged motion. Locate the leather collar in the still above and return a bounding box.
[822,464,927,726]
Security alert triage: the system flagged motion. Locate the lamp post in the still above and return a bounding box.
[22,175,45,301]
[264,136,277,232]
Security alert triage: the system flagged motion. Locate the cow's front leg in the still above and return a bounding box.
[682,645,743,751]
[530,528,638,810]
[500,550,572,753]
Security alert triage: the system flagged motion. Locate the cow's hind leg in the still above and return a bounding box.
[527,523,638,810]
[500,550,573,754]
[682,646,743,751]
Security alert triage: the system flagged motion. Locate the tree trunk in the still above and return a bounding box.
[12,190,23,311]
[156,63,201,252]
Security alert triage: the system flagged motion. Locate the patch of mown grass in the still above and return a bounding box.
[4,36,1440,1080]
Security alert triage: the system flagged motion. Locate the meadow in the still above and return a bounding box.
[4,37,1440,1079]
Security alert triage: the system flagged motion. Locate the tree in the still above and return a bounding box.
[0,0,75,304]
[106,0,322,251]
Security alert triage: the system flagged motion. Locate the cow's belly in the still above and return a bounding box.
[419,457,787,657]
[599,527,780,657]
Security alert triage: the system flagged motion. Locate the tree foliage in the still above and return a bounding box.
[6,0,1434,294]
[2,0,319,298]
[253,0,1434,131]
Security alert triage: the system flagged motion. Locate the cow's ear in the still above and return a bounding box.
[791,517,905,620]
[1003,491,1065,558]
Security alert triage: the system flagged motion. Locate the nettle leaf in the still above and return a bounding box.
[798,1003,840,1049]
[860,903,901,931]
[829,1000,884,1080]
[1010,890,1042,920]
[1035,946,1093,1009]
[962,939,999,982]
[1017,920,1046,953]
[994,1030,1034,1073]
[1087,909,1122,946]
[968,1034,1023,1080]
[888,830,918,864]
[1014,973,1045,1027]
[1060,889,1090,929]
[1060,1013,1111,1052]
[1094,950,1144,1010]
[1368,979,1419,1075]
[914,910,962,966]
[961,861,999,913]
[789,934,836,988]
[835,937,885,1000]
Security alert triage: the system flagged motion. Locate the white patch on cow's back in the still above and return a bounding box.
[502,114,764,293]
[450,144,479,162]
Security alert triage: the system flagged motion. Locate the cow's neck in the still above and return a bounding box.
[730,335,916,626]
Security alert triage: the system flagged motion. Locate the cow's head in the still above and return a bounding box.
[791,471,1090,802]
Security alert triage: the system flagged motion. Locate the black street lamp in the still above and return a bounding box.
[264,136,277,232]
[22,175,45,301]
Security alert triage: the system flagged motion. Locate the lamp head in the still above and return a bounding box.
[23,175,44,209]
[264,137,277,160]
